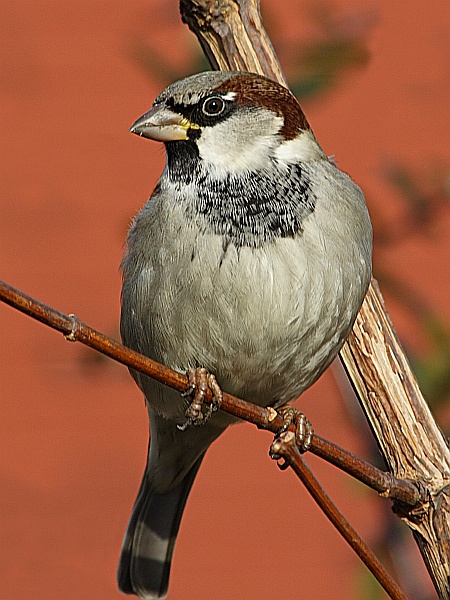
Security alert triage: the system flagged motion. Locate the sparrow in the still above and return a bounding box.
[118,71,372,599]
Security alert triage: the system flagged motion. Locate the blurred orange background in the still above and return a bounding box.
[1,1,449,599]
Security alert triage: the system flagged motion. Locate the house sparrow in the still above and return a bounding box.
[118,71,372,599]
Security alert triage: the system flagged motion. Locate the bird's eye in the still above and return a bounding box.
[201,96,225,116]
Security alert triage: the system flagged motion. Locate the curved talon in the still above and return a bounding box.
[178,367,223,430]
[177,419,191,432]
[269,433,294,468]
[276,457,290,470]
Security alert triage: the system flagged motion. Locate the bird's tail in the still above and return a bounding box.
[117,452,204,599]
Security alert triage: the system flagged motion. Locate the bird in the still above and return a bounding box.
[118,70,372,599]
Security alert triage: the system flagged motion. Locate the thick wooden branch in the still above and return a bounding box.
[180,0,284,79]
[341,282,450,598]
[179,1,450,597]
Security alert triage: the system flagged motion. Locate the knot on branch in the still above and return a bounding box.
[180,0,232,30]
[64,313,80,342]
[392,480,433,524]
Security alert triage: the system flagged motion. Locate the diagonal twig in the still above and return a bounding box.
[0,278,424,511]
[0,280,422,597]
[272,431,409,600]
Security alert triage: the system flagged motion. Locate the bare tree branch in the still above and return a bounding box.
[179,1,450,598]
[0,279,421,508]
[0,278,420,599]
[272,431,408,600]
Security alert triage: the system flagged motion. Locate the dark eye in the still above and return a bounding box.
[201,96,225,116]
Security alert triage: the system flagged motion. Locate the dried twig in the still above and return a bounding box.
[272,432,408,600]
[0,279,423,508]
[0,280,422,600]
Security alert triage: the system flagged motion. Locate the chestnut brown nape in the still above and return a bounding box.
[216,72,310,140]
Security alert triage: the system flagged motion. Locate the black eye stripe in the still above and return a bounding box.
[165,95,235,128]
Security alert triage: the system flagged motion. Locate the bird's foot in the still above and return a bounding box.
[270,405,314,469]
[178,367,223,430]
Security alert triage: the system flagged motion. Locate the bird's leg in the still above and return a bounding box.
[178,367,223,430]
[270,405,314,468]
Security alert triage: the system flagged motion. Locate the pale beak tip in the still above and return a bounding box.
[129,117,147,136]
[129,105,189,142]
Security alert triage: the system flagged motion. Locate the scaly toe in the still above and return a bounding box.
[178,367,222,430]
[274,405,314,453]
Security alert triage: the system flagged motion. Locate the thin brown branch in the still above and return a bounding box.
[0,280,423,599]
[178,1,450,597]
[0,278,423,509]
[272,431,409,600]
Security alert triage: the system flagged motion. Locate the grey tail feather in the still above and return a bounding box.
[117,453,205,599]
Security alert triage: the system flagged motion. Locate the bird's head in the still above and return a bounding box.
[130,71,325,177]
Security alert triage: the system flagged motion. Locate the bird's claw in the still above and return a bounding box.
[178,367,223,430]
[270,405,314,467]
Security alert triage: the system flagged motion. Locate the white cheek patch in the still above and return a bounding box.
[275,130,326,163]
[195,109,284,175]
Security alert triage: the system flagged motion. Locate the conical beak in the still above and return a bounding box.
[130,104,196,142]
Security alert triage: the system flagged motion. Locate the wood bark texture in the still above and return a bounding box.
[179,1,450,597]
